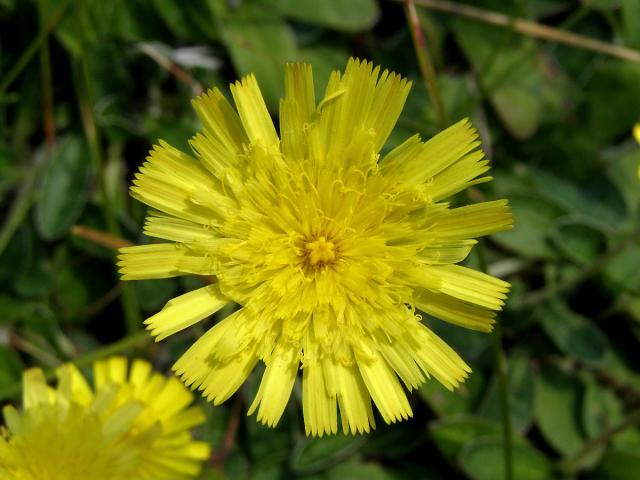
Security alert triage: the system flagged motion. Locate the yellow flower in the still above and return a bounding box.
[119,58,513,436]
[0,357,210,480]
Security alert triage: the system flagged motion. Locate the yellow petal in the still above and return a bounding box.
[280,63,315,161]
[302,361,337,437]
[356,351,412,424]
[413,325,471,391]
[415,288,496,332]
[248,343,299,427]
[230,73,279,149]
[144,284,229,341]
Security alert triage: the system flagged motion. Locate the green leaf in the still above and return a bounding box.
[291,434,367,474]
[325,461,394,480]
[493,194,564,259]
[452,20,543,139]
[550,220,607,265]
[215,2,299,110]
[587,63,640,144]
[582,375,625,441]
[429,415,501,463]
[530,170,627,230]
[603,242,640,294]
[605,147,640,219]
[477,351,535,432]
[537,300,609,363]
[261,0,379,32]
[534,364,586,456]
[622,0,640,48]
[592,449,640,479]
[458,436,553,480]
[34,136,93,240]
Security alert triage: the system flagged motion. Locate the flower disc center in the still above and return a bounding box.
[304,236,336,267]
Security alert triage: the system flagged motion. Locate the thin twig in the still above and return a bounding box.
[407,0,640,63]
[71,225,133,250]
[404,0,448,129]
[138,43,204,96]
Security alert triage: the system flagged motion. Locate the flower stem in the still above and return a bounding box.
[477,240,514,480]
[404,0,448,129]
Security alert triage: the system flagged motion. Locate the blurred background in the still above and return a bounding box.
[1,0,640,479]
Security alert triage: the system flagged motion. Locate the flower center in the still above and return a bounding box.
[304,236,336,267]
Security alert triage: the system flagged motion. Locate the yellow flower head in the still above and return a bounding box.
[0,357,210,480]
[119,58,513,436]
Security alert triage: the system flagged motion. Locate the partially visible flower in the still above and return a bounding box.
[119,58,513,436]
[0,357,209,480]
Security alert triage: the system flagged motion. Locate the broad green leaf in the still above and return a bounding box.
[622,0,640,48]
[537,300,609,363]
[291,434,367,474]
[603,242,640,294]
[591,449,640,480]
[534,364,586,456]
[605,147,640,219]
[325,461,393,480]
[550,220,607,265]
[587,63,640,144]
[452,20,543,139]
[530,170,627,230]
[34,136,93,240]
[214,2,299,110]
[262,0,379,32]
[429,415,501,463]
[582,375,640,448]
[493,194,564,259]
[477,351,535,432]
[459,436,553,480]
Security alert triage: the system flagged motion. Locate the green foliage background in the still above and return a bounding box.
[1,0,640,478]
